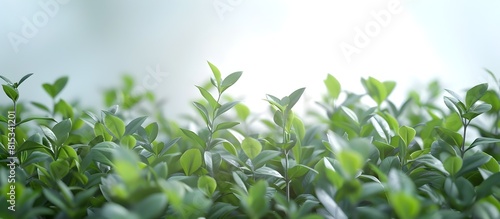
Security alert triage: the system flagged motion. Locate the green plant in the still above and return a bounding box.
[1,67,500,218]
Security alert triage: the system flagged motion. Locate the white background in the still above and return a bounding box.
[1,0,499,119]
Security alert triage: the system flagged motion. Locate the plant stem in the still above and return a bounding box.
[284,149,290,202]
[282,111,291,202]
[461,119,469,158]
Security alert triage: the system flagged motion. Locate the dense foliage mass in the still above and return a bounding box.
[1,64,500,219]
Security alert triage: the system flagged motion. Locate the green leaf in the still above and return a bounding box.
[0,75,13,84]
[120,135,137,149]
[456,153,491,177]
[31,101,51,113]
[252,150,281,169]
[242,137,262,159]
[255,166,284,179]
[235,103,250,120]
[388,169,416,194]
[435,127,463,147]
[216,101,239,118]
[371,115,391,143]
[144,122,159,143]
[389,192,421,219]
[55,99,74,119]
[341,106,359,124]
[52,119,72,146]
[337,150,363,179]
[17,117,56,126]
[49,159,70,180]
[198,175,217,196]
[196,85,219,109]
[180,128,205,148]
[399,126,416,146]
[287,87,306,111]
[124,116,148,136]
[2,84,18,102]
[245,180,270,218]
[53,76,69,98]
[444,96,464,116]
[383,81,396,98]
[208,61,222,87]
[476,172,500,200]
[220,71,243,93]
[288,164,316,178]
[104,113,125,139]
[180,149,202,175]
[102,203,140,219]
[223,141,238,156]
[43,76,68,98]
[411,154,448,175]
[444,156,463,176]
[131,194,168,219]
[215,121,239,132]
[315,187,348,219]
[361,77,387,105]
[43,188,69,212]
[193,101,210,124]
[94,122,112,141]
[17,73,34,86]
[324,74,341,99]
[465,83,488,108]
[468,137,500,151]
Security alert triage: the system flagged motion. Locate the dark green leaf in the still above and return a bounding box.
[180,128,205,148]
[456,153,491,177]
[52,119,72,146]
[435,127,463,147]
[124,116,148,136]
[18,73,34,86]
[465,83,488,108]
[476,172,500,199]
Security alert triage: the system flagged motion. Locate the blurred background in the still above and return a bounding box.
[1,0,499,119]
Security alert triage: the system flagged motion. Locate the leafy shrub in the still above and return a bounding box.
[1,65,500,219]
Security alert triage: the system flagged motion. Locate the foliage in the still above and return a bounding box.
[1,66,500,218]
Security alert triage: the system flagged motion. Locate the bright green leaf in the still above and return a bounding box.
[324,74,341,99]
[180,149,202,175]
[242,137,262,159]
[104,113,125,139]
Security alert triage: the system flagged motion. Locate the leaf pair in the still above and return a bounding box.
[444,83,491,121]
[361,77,395,106]
[208,61,243,95]
[1,73,33,102]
